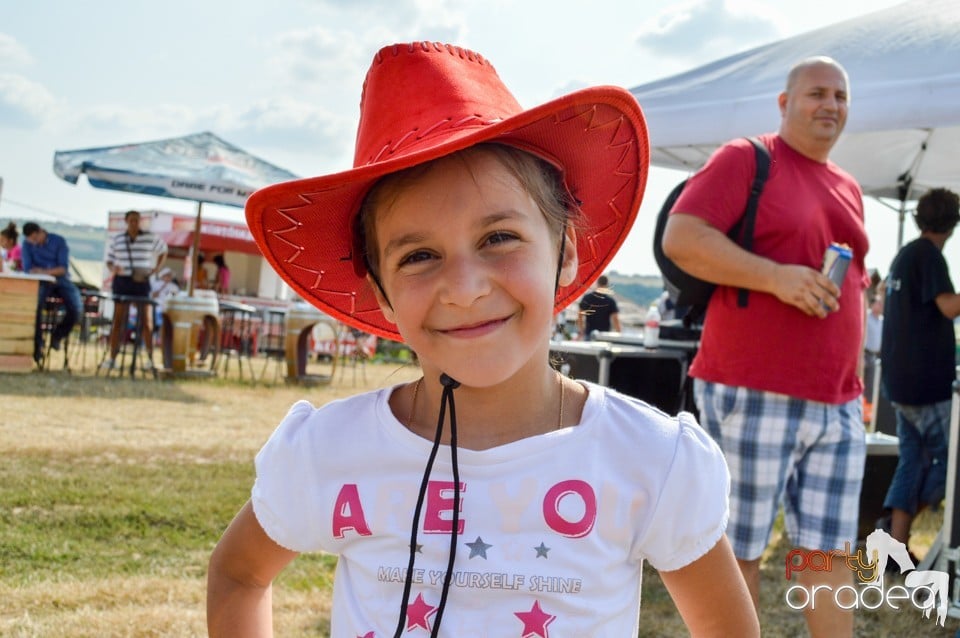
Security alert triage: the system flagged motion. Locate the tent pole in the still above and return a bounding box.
[897,199,906,250]
[189,201,203,297]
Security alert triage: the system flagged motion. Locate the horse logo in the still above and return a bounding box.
[864,528,949,626]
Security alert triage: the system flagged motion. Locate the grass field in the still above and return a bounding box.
[2,356,959,637]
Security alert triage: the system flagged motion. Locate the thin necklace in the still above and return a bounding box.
[407,377,422,428]
[406,373,565,430]
[558,373,565,429]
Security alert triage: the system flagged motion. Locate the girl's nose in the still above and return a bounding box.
[437,254,491,307]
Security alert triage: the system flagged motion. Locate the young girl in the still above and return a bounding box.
[208,41,758,637]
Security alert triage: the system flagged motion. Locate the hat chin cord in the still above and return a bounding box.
[390,227,565,636]
[394,373,461,638]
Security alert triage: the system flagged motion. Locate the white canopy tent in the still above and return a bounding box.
[629,0,960,248]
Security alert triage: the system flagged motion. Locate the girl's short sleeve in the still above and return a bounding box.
[250,400,325,553]
[638,413,729,572]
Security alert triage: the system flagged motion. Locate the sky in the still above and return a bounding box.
[0,0,923,280]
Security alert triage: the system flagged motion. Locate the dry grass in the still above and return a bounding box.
[3,354,960,637]
[1,355,417,637]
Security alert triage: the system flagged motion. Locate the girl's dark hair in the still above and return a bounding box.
[915,188,960,233]
[1,222,17,242]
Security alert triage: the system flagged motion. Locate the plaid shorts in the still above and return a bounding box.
[694,379,866,559]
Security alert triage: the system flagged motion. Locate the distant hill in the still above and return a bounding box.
[605,271,664,310]
[5,218,106,262]
[3,218,666,307]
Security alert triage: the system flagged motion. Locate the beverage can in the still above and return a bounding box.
[821,243,852,288]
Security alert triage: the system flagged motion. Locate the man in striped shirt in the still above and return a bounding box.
[102,210,168,371]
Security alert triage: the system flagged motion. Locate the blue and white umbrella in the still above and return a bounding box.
[53,131,298,208]
[53,131,298,294]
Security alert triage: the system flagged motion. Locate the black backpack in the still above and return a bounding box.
[652,137,771,325]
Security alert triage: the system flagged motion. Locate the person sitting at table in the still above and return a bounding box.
[1,222,23,272]
[150,266,180,341]
[102,210,168,371]
[21,221,83,363]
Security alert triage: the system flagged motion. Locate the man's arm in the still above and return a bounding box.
[105,234,121,274]
[935,291,960,320]
[21,243,33,273]
[661,213,839,318]
[154,237,169,273]
[154,249,168,274]
[25,241,67,277]
[611,311,621,332]
[50,236,70,277]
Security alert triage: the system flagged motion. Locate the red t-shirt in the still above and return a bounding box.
[670,134,869,404]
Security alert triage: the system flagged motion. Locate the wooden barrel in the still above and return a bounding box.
[284,302,326,379]
[162,293,220,373]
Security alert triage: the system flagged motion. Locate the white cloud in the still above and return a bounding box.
[635,0,782,60]
[0,73,57,128]
[212,97,352,155]
[48,97,350,164]
[0,33,33,67]
[71,104,198,137]
[267,25,370,96]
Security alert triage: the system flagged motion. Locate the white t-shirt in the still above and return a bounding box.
[252,381,729,637]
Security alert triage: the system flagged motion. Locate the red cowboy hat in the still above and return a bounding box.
[246,41,649,341]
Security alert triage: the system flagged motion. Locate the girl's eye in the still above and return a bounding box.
[485,231,518,246]
[397,250,434,268]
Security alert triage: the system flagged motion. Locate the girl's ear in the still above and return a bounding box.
[558,225,579,288]
[367,273,397,325]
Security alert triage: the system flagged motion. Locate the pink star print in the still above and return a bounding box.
[514,600,556,637]
[357,633,375,638]
[406,593,438,632]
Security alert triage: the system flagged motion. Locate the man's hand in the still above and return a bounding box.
[769,263,841,318]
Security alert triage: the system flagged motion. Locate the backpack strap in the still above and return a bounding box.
[736,136,771,307]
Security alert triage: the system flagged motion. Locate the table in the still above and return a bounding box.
[591,330,699,351]
[257,307,288,382]
[218,300,258,381]
[0,273,54,372]
[550,340,695,415]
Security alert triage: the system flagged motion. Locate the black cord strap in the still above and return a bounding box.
[393,374,462,638]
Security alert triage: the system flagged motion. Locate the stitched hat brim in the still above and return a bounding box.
[246,86,648,341]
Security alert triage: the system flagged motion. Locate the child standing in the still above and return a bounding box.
[208,41,758,637]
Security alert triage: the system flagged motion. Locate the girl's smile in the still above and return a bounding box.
[434,315,513,339]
